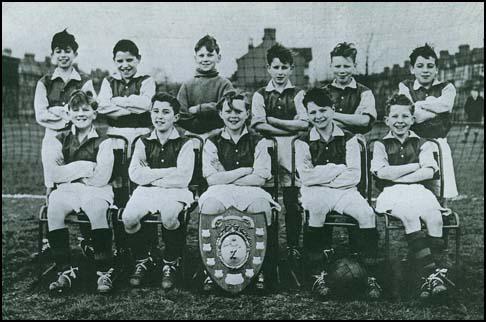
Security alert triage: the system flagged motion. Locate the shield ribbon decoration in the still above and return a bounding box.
[199,206,267,294]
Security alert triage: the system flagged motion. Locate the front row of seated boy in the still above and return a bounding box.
[45,88,453,300]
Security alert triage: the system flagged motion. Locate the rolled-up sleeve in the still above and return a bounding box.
[252,139,272,180]
[370,141,388,175]
[419,141,439,173]
[421,83,456,114]
[294,90,309,122]
[34,81,69,130]
[202,139,225,178]
[251,91,267,128]
[84,139,115,187]
[125,77,156,113]
[355,90,377,121]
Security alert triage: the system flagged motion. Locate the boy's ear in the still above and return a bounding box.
[216,53,221,63]
[92,110,98,120]
[173,113,180,122]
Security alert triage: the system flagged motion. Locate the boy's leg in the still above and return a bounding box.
[47,191,79,293]
[339,192,382,298]
[122,201,156,287]
[302,198,333,296]
[199,197,226,291]
[283,187,303,259]
[247,199,275,289]
[83,199,116,293]
[160,202,186,290]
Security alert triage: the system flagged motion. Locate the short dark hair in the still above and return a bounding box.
[151,92,181,115]
[68,90,98,110]
[51,29,78,53]
[385,93,414,116]
[409,43,438,66]
[266,43,294,65]
[113,39,140,60]
[330,42,357,63]
[194,35,220,54]
[216,90,249,111]
[303,88,334,109]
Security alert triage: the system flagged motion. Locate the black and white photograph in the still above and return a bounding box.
[2,2,484,320]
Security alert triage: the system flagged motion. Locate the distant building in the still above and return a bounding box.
[231,28,312,92]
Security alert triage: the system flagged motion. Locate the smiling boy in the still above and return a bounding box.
[35,29,95,192]
[398,44,458,199]
[97,39,156,153]
[122,93,195,290]
[295,88,380,299]
[251,44,309,263]
[43,90,116,294]
[177,35,234,138]
[371,93,454,300]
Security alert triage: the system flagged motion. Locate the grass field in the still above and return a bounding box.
[2,194,484,320]
[2,120,484,319]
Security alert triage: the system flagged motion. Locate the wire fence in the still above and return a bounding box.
[2,115,484,197]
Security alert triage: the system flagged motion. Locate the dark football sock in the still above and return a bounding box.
[162,225,185,262]
[128,227,150,260]
[406,231,436,277]
[304,226,326,274]
[48,228,71,270]
[283,187,302,248]
[92,228,113,272]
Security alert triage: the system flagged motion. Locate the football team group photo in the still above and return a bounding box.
[2,3,484,320]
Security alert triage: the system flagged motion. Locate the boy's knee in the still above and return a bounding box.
[161,202,183,230]
[200,198,226,215]
[122,210,141,234]
[247,199,271,214]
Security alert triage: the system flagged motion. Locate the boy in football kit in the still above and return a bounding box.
[199,91,281,291]
[122,93,195,290]
[44,90,116,294]
[322,42,377,135]
[371,94,454,299]
[177,35,234,138]
[35,29,95,193]
[97,39,156,206]
[398,44,458,199]
[295,88,381,299]
[251,44,309,263]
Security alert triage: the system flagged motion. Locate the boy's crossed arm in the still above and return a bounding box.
[43,137,96,184]
[129,140,176,186]
[295,140,347,186]
[371,141,438,183]
[251,91,309,136]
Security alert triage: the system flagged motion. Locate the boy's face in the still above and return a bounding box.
[219,99,249,131]
[410,56,438,86]
[151,101,178,132]
[330,56,356,85]
[267,58,293,86]
[385,105,415,137]
[194,46,221,72]
[114,51,140,80]
[51,47,77,69]
[69,104,96,130]
[307,101,334,130]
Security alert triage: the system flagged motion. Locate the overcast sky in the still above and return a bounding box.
[2,2,484,82]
